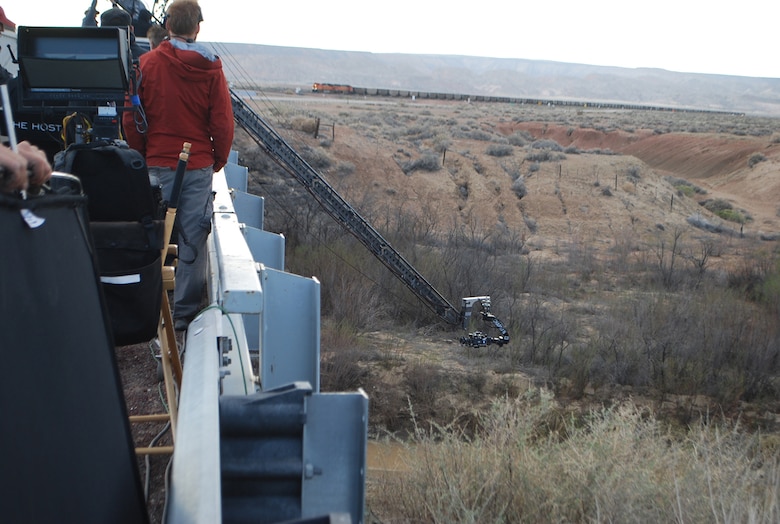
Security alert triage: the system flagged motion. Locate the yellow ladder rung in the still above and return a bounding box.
[135,446,174,456]
[129,413,171,423]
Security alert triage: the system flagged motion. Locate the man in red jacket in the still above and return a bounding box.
[123,0,234,331]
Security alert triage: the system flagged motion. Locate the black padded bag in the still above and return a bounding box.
[91,220,165,345]
[54,140,163,222]
[55,140,166,345]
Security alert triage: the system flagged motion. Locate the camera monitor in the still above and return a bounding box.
[17,26,130,106]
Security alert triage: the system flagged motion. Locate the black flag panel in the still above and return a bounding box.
[0,191,148,524]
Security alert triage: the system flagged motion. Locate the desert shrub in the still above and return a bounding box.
[486,144,513,157]
[507,131,530,146]
[511,177,527,199]
[525,150,566,163]
[702,198,733,214]
[320,348,371,392]
[530,139,564,151]
[587,285,780,402]
[727,255,775,301]
[320,317,361,351]
[458,181,469,199]
[700,199,749,224]
[405,124,435,140]
[758,265,780,315]
[502,164,522,180]
[290,116,319,134]
[508,296,576,370]
[385,129,402,141]
[585,148,617,155]
[404,363,445,414]
[334,161,355,177]
[301,147,332,169]
[467,129,493,141]
[463,370,488,394]
[433,136,452,152]
[686,214,740,236]
[523,215,537,233]
[748,152,766,168]
[625,164,642,180]
[403,153,440,173]
[676,184,695,197]
[369,378,409,433]
[666,176,706,195]
[717,208,747,224]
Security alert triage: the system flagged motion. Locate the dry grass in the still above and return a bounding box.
[369,394,780,523]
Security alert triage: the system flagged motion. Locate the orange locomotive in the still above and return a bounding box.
[312,82,354,94]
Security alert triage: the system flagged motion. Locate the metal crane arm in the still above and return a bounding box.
[230,90,509,346]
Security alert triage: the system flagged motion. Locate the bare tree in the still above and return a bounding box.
[654,227,684,289]
[684,238,717,285]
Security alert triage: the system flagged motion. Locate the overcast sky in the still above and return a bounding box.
[4,0,779,78]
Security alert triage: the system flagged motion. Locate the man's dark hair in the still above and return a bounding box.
[146,24,168,49]
[100,7,132,27]
[165,0,203,36]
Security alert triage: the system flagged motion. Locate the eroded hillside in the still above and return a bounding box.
[508,120,780,233]
[233,94,780,440]
[241,95,780,260]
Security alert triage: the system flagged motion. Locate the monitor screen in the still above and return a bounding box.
[17,26,130,104]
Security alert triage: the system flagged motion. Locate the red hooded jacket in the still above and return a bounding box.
[123,40,234,172]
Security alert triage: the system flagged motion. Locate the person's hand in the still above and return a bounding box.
[18,141,52,189]
[0,143,28,193]
[0,141,52,193]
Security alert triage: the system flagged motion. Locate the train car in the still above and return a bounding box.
[312,82,355,94]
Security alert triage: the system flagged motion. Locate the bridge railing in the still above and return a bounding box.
[168,152,368,524]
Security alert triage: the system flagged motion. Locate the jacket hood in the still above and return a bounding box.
[151,40,223,81]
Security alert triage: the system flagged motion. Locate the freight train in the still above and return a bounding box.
[309,84,741,116]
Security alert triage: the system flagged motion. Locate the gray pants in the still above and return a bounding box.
[149,165,214,322]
